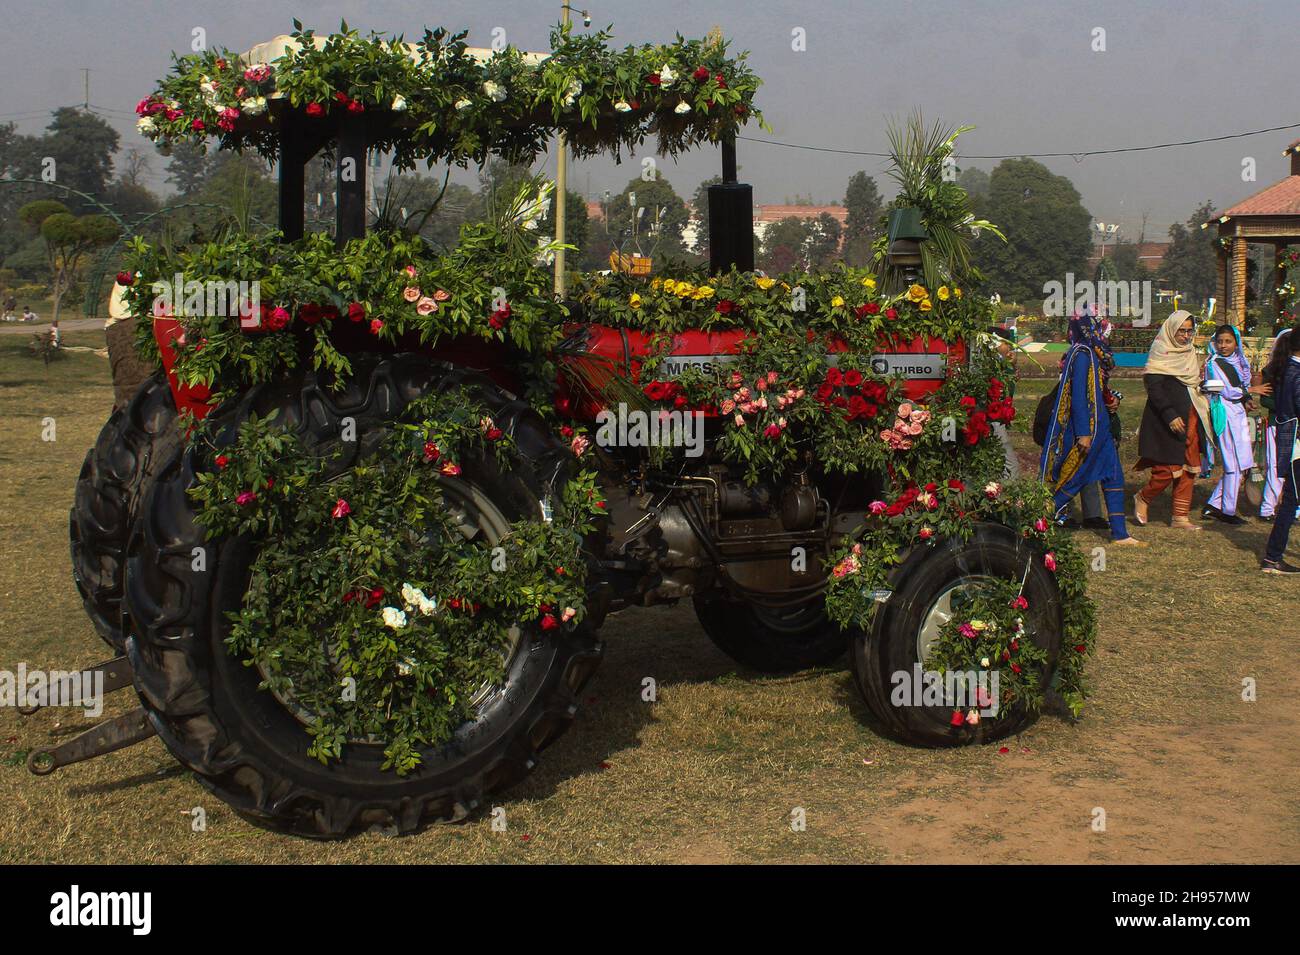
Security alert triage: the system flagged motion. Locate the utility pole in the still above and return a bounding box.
[83,69,90,110]
[553,2,572,297]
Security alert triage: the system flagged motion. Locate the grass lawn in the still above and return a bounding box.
[0,335,1297,863]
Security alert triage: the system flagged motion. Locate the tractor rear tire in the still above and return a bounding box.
[123,356,603,838]
[69,371,178,649]
[849,523,1062,747]
[692,593,847,673]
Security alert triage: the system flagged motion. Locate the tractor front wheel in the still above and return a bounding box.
[692,593,847,673]
[849,523,1062,747]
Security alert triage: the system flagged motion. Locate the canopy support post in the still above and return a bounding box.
[336,114,368,246]
[708,135,754,275]
[278,112,308,242]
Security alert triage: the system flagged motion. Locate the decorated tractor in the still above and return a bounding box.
[36,22,1095,837]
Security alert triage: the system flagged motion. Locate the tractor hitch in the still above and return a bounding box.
[27,707,156,776]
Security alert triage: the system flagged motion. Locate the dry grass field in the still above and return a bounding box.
[1,333,1297,863]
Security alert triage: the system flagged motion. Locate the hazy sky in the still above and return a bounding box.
[4,0,1299,240]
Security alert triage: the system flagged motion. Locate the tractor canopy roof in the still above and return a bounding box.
[136,21,765,170]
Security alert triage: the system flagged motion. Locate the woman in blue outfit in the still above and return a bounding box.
[1041,314,1145,546]
[1261,322,1300,574]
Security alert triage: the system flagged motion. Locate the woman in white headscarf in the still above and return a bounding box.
[1133,311,1211,529]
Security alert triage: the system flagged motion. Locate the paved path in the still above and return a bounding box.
[0,318,104,336]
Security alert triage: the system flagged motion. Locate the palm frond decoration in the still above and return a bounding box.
[876,111,1005,290]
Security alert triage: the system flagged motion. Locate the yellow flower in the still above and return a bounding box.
[755,276,776,290]
[629,293,642,309]
[662,279,676,293]
[830,295,845,308]
[650,277,662,291]
[969,619,987,631]
[937,286,950,301]
[954,287,963,299]
[919,298,933,312]
[675,282,695,297]
[907,284,928,302]
[861,276,877,289]
[780,281,791,291]
[694,285,715,299]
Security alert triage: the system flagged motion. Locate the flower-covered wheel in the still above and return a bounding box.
[850,523,1063,747]
[123,356,604,837]
[69,371,178,649]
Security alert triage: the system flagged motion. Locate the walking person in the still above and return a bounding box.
[1261,323,1300,573]
[1261,328,1294,523]
[1202,324,1262,525]
[1133,311,1211,530]
[1041,313,1144,545]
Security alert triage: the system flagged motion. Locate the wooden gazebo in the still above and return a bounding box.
[1210,139,1300,327]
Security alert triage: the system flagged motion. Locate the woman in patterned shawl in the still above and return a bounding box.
[1040,313,1144,544]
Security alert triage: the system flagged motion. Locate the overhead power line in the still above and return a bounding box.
[739,120,1300,162]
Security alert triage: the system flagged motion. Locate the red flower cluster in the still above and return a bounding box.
[343,587,385,608]
[642,379,688,409]
[488,304,512,330]
[815,367,886,422]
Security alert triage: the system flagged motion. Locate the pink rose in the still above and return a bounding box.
[332,498,351,519]
[1044,553,1057,572]
[869,500,887,515]
[721,399,736,414]
[416,296,437,315]
[919,526,934,539]
[235,491,257,506]
[1034,518,1048,533]
[766,371,779,384]
[404,265,418,277]
[571,435,591,457]
[734,413,746,427]
[403,286,421,302]
[440,462,462,476]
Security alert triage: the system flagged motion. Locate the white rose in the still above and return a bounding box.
[561,80,581,108]
[482,80,506,102]
[454,98,472,111]
[674,100,692,114]
[391,94,407,111]
[613,100,632,113]
[381,607,408,629]
[659,64,676,87]
[417,595,437,616]
[980,657,990,668]
[400,583,423,610]
[136,116,157,135]
[240,96,267,116]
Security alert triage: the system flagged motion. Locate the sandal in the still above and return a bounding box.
[1133,493,1149,526]
[1169,517,1202,530]
[1111,536,1148,547]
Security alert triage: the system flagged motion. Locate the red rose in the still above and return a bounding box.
[885,307,898,320]
[215,455,229,469]
[847,395,869,420]
[885,502,906,517]
[947,479,965,492]
[488,304,512,329]
[347,99,365,113]
[1074,644,1087,653]
[734,104,747,116]
[673,394,689,410]
[714,73,727,88]
[825,367,843,386]
[486,427,504,441]
[540,613,559,631]
[643,381,670,402]
[369,318,384,335]
[715,299,735,314]
[1010,662,1022,674]
[266,306,291,331]
[298,303,322,325]
[647,73,661,86]
[925,482,938,493]
[843,369,863,387]
[555,396,573,416]
[306,102,324,117]
[950,709,965,727]
[334,91,350,104]
[864,301,880,315]
[560,425,574,438]
[815,382,834,403]
[347,301,365,322]
[692,66,710,81]
[448,598,462,610]
[960,396,977,410]
[116,271,134,286]
[422,441,440,463]
[365,588,385,609]
[832,395,848,408]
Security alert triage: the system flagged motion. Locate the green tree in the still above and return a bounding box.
[1159,201,1218,306]
[539,189,589,265]
[18,199,119,322]
[958,167,990,200]
[843,171,882,266]
[37,108,120,206]
[163,141,214,197]
[971,157,1092,304]
[605,171,690,262]
[760,215,841,271]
